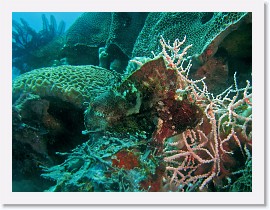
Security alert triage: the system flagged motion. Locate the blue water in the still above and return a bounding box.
[12,12,83,32]
[12,12,84,78]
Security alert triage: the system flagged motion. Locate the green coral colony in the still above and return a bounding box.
[12,12,252,192]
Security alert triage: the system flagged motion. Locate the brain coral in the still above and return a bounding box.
[132,12,248,58]
[12,65,116,108]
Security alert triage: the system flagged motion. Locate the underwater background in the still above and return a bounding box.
[12,12,252,192]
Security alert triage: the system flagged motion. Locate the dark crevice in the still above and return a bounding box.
[201,12,214,24]
[12,95,88,191]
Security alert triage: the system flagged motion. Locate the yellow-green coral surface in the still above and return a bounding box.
[12,65,116,108]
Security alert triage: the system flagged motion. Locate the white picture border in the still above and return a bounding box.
[0,0,265,205]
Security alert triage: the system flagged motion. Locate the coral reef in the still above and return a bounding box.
[230,147,252,192]
[41,132,154,192]
[84,56,202,148]
[65,13,111,47]
[132,12,248,58]
[190,13,252,94]
[12,65,117,108]
[192,55,229,94]
[157,37,252,191]
[12,64,119,191]
[62,12,148,72]
[41,35,252,192]
[132,12,251,94]
[61,13,111,66]
[12,12,252,192]
[107,12,148,58]
[12,92,89,191]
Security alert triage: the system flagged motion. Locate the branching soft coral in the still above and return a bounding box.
[12,15,66,73]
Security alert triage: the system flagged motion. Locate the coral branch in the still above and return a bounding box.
[160,36,252,191]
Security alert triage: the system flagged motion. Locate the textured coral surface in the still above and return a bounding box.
[132,12,248,58]
[13,65,116,108]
